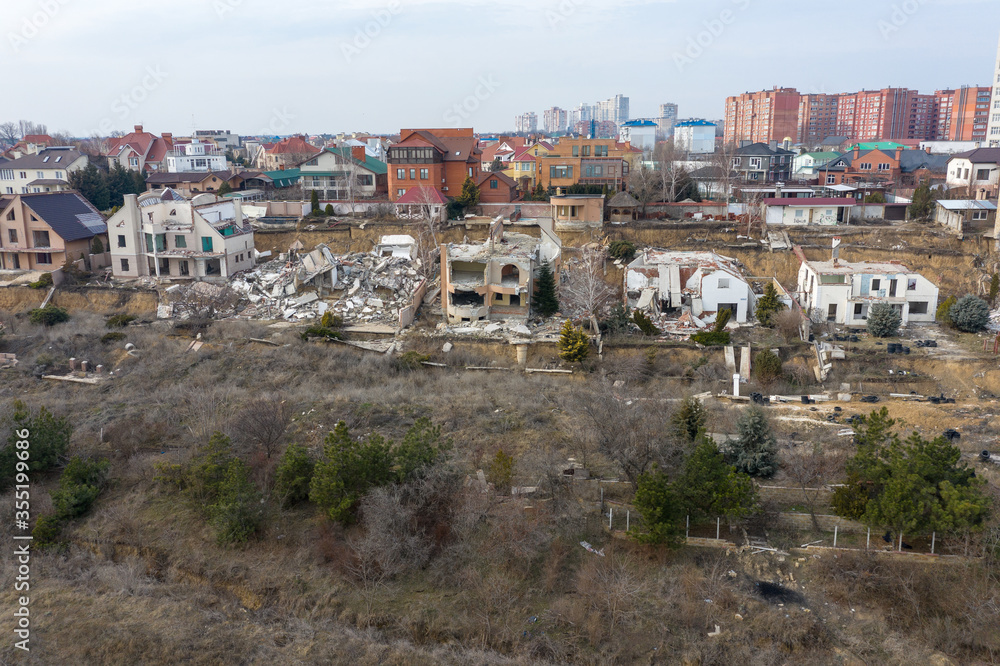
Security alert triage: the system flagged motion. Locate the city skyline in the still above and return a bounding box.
[4,0,998,137]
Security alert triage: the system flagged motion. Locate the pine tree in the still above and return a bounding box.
[729,405,778,478]
[632,466,685,546]
[752,349,783,388]
[908,179,935,220]
[558,320,590,363]
[990,274,999,307]
[867,302,901,338]
[532,182,547,201]
[273,443,314,507]
[671,396,707,444]
[217,181,233,196]
[949,294,990,332]
[754,282,786,326]
[676,436,758,523]
[457,176,480,208]
[532,261,559,317]
[310,189,320,213]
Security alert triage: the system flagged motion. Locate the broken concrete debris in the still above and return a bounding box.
[158,239,427,329]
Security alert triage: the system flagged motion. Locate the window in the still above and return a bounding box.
[396,168,405,179]
[36,252,52,264]
[19,172,26,179]
[175,235,187,248]
[582,145,591,156]
[396,189,405,197]
[973,210,989,220]
[117,234,126,248]
[32,230,50,247]
[749,157,762,169]
[859,162,872,170]
[5,210,13,221]
[795,209,805,218]
[550,165,573,179]
[572,146,579,157]
[55,172,62,180]
[120,258,130,272]
[976,168,991,181]
[468,167,474,177]
[731,157,741,167]
[594,145,608,157]
[718,278,730,289]
[201,237,213,252]
[36,171,44,179]
[357,174,373,186]
[129,158,139,167]
[871,278,881,291]
[826,175,836,184]
[0,169,12,180]
[489,179,498,189]
[877,163,891,171]
[409,168,416,179]
[854,303,865,317]
[909,302,928,315]
[907,278,917,291]
[827,303,838,321]
[419,169,428,180]
[4,187,11,194]
[8,230,17,243]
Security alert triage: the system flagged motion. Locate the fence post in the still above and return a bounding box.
[609,507,613,530]
[833,525,838,548]
[931,532,935,555]
[866,527,870,550]
[716,517,720,540]
[600,486,604,514]
[686,515,690,539]
[898,531,903,552]
[626,511,630,532]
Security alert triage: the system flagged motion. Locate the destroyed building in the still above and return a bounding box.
[440,217,561,323]
[109,190,254,280]
[625,249,756,325]
[229,237,426,328]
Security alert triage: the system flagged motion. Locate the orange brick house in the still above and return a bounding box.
[387,128,482,202]
[475,171,518,203]
[535,137,636,191]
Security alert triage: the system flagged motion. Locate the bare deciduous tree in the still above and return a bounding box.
[230,395,291,459]
[783,438,845,532]
[0,122,21,148]
[561,245,618,338]
[626,161,659,216]
[653,139,687,204]
[576,551,646,629]
[572,384,684,488]
[710,142,741,203]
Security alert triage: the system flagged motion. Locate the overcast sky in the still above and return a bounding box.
[4,0,997,138]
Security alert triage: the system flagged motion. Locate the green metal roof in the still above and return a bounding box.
[800,151,840,161]
[261,168,301,187]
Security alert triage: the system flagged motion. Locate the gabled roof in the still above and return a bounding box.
[323,147,388,175]
[260,168,300,187]
[949,147,1000,165]
[396,186,448,204]
[12,192,106,242]
[735,142,793,156]
[3,147,84,169]
[475,171,517,188]
[22,134,53,144]
[267,136,318,155]
[396,130,482,162]
[898,151,949,173]
[511,147,536,162]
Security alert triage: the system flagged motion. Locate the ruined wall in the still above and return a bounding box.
[0,286,159,315]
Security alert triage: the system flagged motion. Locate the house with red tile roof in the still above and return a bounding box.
[261,135,320,172]
[394,185,449,223]
[387,128,482,202]
[104,125,174,173]
[2,134,56,160]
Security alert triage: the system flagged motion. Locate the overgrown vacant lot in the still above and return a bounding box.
[1,311,999,665]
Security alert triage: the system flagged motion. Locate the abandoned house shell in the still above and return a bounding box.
[440,218,561,323]
[625,249,755,323]
[109,190,255,280]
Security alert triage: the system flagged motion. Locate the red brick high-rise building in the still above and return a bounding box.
[936,86,992,141]
[724,87,800,144]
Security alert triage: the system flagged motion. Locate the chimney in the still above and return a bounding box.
[894,147,902,161]
[775,182,784,199]
[134,125,143,133]
[162,132,173,142]
[769,140,777,151]
[832,237,841,266]
[853,147,860,160]
[233,196,243,225]
[351,145,366,163]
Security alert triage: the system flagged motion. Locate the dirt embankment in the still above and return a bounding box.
[0,285,159,315]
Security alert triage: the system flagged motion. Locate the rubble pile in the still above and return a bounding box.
[225,244,426,326]
[161,281,242,320]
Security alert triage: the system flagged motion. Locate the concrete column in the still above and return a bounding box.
[515,343,528,368]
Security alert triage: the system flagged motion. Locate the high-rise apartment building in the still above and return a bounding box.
[656,103,679,139]
[797,94,840,144]
[595,94,629,124]
[543,107,568,133]
[724,87,800,144]
[940,86,992,142]
[514,112,538,134]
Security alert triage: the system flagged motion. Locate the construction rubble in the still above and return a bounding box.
[158,241,428,329]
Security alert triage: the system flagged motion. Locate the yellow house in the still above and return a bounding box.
[502,141,552,189]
